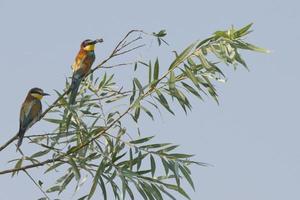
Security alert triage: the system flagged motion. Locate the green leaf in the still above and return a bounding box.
[171,88,191,113]
[78,195,89,200]
[125,183,134,200]
[137,151,143,171]
[187,57,196,67]
[234,49,249,70]
[112,152,127,163]
[148,60,152,84]
[161,158,170,175]
[158,186,176,200]
[98,176,107,200]
[151,184,163,200]
[153,58,159,80]
[154,29,167,37]
[196,49,212,69]
[134,78,144,94]
[121,175,127,200]
[233,23,253,38]
[140,182,155,200]
[169,161,180,187]
[140,143,171,149]
[134,62,138,71]
[129,136,154,144]
[214,30,228,39]
[110,180,120,200]
[165,184,191,200]
[179,164,195,190]
[168,71,176,96]
[196,36,214,49]
[136,169,152,175]
[68,157,80,181]
[133,104,141,122]
[181,82,202,100]
[65,113,73,131]
[169,42,196,70]
[150,155,156,177]
[44,162,64,174]
[46,185,61,193]
[143,182,162,200]
[37,197,47,200]
[98,72,107,90]
[59,173,74,194]
[184,65,200,89]
[31,150,50,158]
[141,106,154,120]
[66,146,81,154]
[155,90,174,115]
[157,145,179,153]
[12,158,23,177]
[43,118,62,124]
[234,40,270,53]
[134,181,148,200]
[129,148,133,170]
[130,81,136,105]
[88,160,106,200]
[167,153,194,159]
[178,187,191,200]
[105,170,117,184]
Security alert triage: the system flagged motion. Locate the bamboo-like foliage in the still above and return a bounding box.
[0,24,268,200]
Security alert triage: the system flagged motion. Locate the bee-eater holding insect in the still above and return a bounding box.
[69,39,103,104]
[17,87,49,149]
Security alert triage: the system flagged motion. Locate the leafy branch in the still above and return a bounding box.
[0,30,147,153]
[0,24,268,200]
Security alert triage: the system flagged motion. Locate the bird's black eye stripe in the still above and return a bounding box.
[31,91,42,95]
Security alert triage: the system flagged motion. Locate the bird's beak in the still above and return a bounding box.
[42,92,50,96]
[91,38,104,45]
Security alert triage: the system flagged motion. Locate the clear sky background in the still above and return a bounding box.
[0,0,299,199]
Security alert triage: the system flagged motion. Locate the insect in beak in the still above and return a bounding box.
[91,38,104,45]
[42,92,50,96]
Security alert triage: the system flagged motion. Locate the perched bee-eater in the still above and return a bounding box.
[17,87,49,149]
[69,39,103,104]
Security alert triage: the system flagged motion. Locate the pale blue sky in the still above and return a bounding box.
[0,0,299,199]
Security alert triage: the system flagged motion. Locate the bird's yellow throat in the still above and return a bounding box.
[83,44,95,51]
[31,93,43,100]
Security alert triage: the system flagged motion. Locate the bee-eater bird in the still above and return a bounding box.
[69,39,103,104]
[17,87,49,149]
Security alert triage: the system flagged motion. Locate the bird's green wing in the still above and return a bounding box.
[20,100,42,130]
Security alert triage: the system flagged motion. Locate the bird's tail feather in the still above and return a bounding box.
[17,128,26,150]
[69,77,81,105]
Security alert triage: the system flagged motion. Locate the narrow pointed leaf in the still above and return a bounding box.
[153,58,159,80]
[68,157,80,181]
[150,155,156,177]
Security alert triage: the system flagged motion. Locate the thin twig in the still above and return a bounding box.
[16,146,51,200]
[114,44,146,57]
[28,138,62,152]
[24,131,75,138]
[102,62,135,69]
[0,133,18,152]
[120,36,142,50]
[23,170,51,200]
[113,30,144,54]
